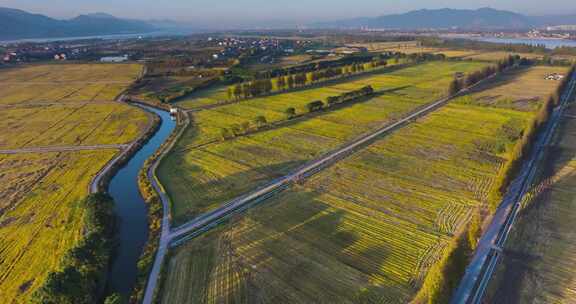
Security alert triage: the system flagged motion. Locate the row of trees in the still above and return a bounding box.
[33,193,120,304]
[259,53,390,79]
[220,115,269,140]
[307,85,375,113]
[228,61,385,101]
[448,55,524,96]
[220,85,375,141]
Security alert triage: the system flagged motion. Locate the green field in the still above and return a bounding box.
[158,65,566,303]
[159,61,489,223]
[0,64,147,303]
[486,102,576,303]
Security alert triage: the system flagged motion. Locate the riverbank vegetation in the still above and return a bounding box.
[32,193,118,304]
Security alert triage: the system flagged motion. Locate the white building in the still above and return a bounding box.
[100,55,129,63]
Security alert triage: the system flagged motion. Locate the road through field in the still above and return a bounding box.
[141,72,500,304]
[451,71,576,304]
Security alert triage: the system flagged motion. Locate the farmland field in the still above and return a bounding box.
[159,61,489,223]
[0,102,148,149]
[458,66,568,111]
[486,102,576,303]
[159,65,566,303]
[0,63,146,303]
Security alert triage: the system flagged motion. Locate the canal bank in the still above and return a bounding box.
[90,104,177,300]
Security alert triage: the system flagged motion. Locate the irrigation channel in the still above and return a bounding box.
[106,105,176,297]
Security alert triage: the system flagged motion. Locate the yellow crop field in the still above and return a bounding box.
[0,150,117,302]
[0,103,148,149]
[0,63,141,105]
[459,66,568,111]
[158,65,566,303]
[0,63,147,303]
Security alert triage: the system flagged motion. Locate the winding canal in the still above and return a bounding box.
[107,105,176,296]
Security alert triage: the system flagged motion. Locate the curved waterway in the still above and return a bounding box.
[107,105,176,296]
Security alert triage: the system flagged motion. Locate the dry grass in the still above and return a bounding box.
[457,66,569,111]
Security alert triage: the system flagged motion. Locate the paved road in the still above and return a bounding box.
[451,73,576,304]
[0,144,128,154]
[141,111,190,304]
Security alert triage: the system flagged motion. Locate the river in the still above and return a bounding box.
[106,105,176,297]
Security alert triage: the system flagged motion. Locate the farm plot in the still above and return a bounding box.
[0,63,147,303]
[485,104,576,303]
[0,64,141,105]
[159,93,544,304]
[0,103,148,149]
[457,66,568,111]
[160,61,489,223]
[176,61,487,148]
[0,150,117,303]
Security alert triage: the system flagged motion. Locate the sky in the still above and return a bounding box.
[1,0,575,26]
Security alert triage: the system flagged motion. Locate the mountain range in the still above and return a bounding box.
[0,7,155,40]
[2,7,576,41]
[314,7,576,30]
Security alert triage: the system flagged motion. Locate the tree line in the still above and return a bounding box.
[33,193,121,304]
[448,55,525,96]
[220,85,375,140]
[488,64,576,211]
[257,53,390,79]
[227,61,385,101]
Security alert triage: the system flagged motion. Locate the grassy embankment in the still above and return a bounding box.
[0,64,147,303]
[159,61,488,224]
[158,65,567,303]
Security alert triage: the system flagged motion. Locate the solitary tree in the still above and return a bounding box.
[285,107,296,120]
[306,100,324,113]
[220,128,234,140]
[230,124,242,136]
[241,121,251,134]
[448,78,462,96]
[252,115,268,129]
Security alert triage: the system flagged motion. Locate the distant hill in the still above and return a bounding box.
[0,7,155,40]
[314,8,576,30]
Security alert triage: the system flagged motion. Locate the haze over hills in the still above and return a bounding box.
[0,7,155,40]
[314,7,576,30]
[2,6,576,40]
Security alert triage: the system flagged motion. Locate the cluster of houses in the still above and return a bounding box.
[206,37,313,61]
[2,43,88,63]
